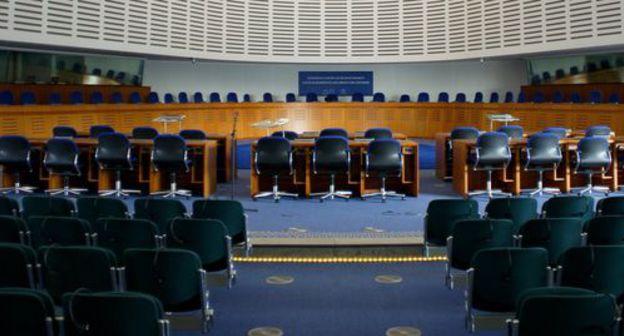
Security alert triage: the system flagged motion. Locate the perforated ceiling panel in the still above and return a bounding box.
[0,0,622,63]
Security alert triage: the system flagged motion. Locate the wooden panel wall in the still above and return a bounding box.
[0,102,623,139]
[0,84,151,104]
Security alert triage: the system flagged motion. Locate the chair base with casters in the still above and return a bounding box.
[362,176,405,202]
[0,175,35,194]
[310,175,351,202]
[520,170,560,197]
[99,171,141,197]
[253,175,298,202]
[468,170,511,199]
[150,172,191,198]
[45,176,87,196]
[572,172,610,196]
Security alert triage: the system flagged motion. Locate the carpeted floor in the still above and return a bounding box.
[175,261,501,336]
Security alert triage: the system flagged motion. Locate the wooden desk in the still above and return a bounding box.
[451,138,619,197]
[250,139,419,198]
[0,84,151,105]
[299,131,408,140]
[1,138,217,197]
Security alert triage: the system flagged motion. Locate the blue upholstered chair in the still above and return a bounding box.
[306,93,318,102]
[209,92,221,103]
[129,92,142,104]
[263,93,273,102]
[473,92,483,103]
[555,69,565,79]
[417,92,430,102]
[147,92,160,104]
[352,92,364,102]
[608,93,620,104]
[399,94,411,102]
[90,92,104,104]
[243,94,251,102]
[455,93,467,103]
[542,72,551,82]
[163,93,175,104]
[69,91,84,104]
[570,66,580,75]
[552,91,564,103]
[49,93,62,105]
[517,92,526,103]
[226,92,238,103]
[504,91,514,103]
[570,93,581,103]
[20,92,36,105]
[588,91,602,104]
[178,92,189,103]
[532,91,545,103]
[193,92,204,103]
[437,92,449,103]
[372,92,385,102]
[489,92,499,103]
[286,93,297,102]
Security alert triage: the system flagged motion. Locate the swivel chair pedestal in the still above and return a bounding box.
[362,176,405,202]
[521,170,560,197]
[253,175,297,202]
[468,170,511,199]
[0,173,36,194]
[46,176,87,196]
[99,170,141,197]
[150,172,191,199]
[311,175,352,201]
[573,172,610,196]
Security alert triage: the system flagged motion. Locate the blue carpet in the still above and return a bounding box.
[175,262,500,336]
[236,139,436,170]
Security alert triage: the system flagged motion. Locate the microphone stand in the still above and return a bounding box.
[230,111,239,200]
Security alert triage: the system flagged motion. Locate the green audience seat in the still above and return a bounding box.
[40,246,117,304]
[62,291,169,336]
[446,219,513,289]
[0,195,19,216]
[0,215,29,245]
[466,247,550,332]
[541,196,594,229]
[76,196,129,227]
[94,218,159,262]
[518,218,584,267]
[123,248,213,333]
[28,216,91,247]
[22,196,75,221]
[484,197,538,234]
[586,215,624,245]
[0,288,56,336]
[596,196,624,216]
[168,218,236,287]
[0,243,37,288]
[192,200,251,255]
[424,198,479,256]
[508,287,618,336]
[560,246,624,303]
[134,198,187,234]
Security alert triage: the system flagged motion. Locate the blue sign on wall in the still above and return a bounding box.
[298,71,373,96]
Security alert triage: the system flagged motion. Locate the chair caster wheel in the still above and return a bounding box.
[319,199,324,203]
[252,198,257,201]
[401,197,406,201]
[274,199,279,203]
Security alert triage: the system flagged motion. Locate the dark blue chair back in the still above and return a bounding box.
[263,93,273,102]
[542,72,551,82]
[504,91,514,103]
[147,92,160,104]
[319,128,348,138]
[570,93,581,103]
[455,93,466,103]
[53,126,77,138]
[352,92,364,102]
[543,127,568,139]
[306,93,318,102]
[533,91,545,103]
[372,92,385,102]
[49,93,62,105]
[585,125,611,138]
[608,93,620,104]
[179,130,207,140]
[129,92,142,104]
[437,92,449,102]
[105,70,115,78]
[286,93,297,102]
[399,94,410,102]
[473,92,483,103]
[132,127,158,140]
[489,92,499,103]
[69,91,84,104]
[552,91,564,103]
[243,94,251,102]
[90,92,104,104]
[209,92,221,103]
[587,63,598,72]
[589,91,602,104]
[364,128,393,140]
[555,69,565,79]
[90,125,115,139]
[226,92,238,103]
[92,68,102,76]
[193,92,204,103]
[20,92,36,105]
[417,92,430,102]
[570,66,579,75]
[271,131,299,140]
[517,92,526,103]
[497,125,524,139]
[178,92,189,103]
[163,93,175,104]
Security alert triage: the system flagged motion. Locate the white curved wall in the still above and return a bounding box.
[0,0,622,63]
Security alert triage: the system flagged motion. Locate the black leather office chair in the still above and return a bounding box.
[311,136,351,201]
[542,127,569,139]
[95,133,140,197]
[573,136,611,196]
[150,135,192,198]
[585,125,612,138]
[179,129,207,140]
[43,138,86,196]
[364,128,393,139]
[89,125,115,138]
[362,139,405,202]
[522,133,562,196]
[53,126,77,138]
[497,125,524,139]
[446,127,480,179]
[271,131,299,140]
[253,136,297,202]
[132,127,158,139]
[0,136,35,194]
[319,128,348,138]
[468,132,511,198]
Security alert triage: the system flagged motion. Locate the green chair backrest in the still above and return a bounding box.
[596,196,624,216]
[124,248,202,312]
[471,247,549,312]
[94,218,158,262]
[192,200,245,244]
[542,196,594,228]
[484,197,538,234]
[76,197,128,227]
[560,246,624,303]
[22,196,75,221]
[425,198,479,246]
[29,216,91,248]
[586,215,624,246]
[0,288,55,336]
[450,219,514,270]
[63,291,165,336]
[134,198,187,233]
[168,218,229,271]
[519,218,583,266]
[516,288,617,336]
[0,195,19,216]
[0,243,37,288]
[40,246,117,304]
[0,215,28,244]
